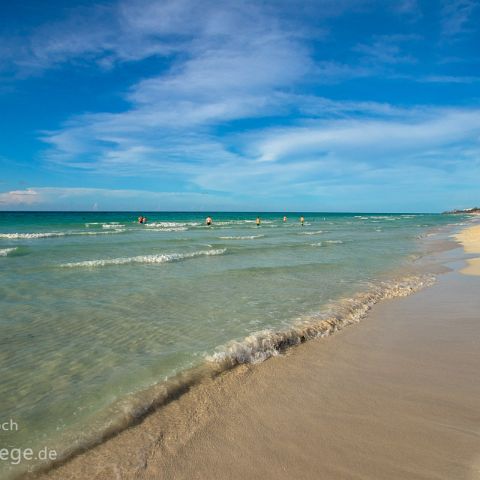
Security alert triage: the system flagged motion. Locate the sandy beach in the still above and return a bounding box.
[456,225,480,276]
[34,224,480,480]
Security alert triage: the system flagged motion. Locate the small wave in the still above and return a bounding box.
[0,247,17,256]
[61,249,226,268]
[212,220,269,226]
[145,227,188,232]
[0,230,124,239]
[300,230,323,235]
[207,275,435,366]
[77,230,126,235]
[219,235,265,240]
[145,222,199,228]
[102,224,125,229]
[310,240,343,247]
[0,232,66,239]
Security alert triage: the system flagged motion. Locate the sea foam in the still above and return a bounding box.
[0,230,124,239]
[207,275,435,366]
[219,235,265,240]
[0,247,17,256]
[61,249,226,268]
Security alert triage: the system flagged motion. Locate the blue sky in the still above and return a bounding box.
[0,0,479,212]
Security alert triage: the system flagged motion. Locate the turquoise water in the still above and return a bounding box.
[0,211,465,476]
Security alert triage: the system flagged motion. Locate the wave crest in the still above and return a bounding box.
[207,275,435,366]
[219,235,265,240]
[61,249,226,268]
[0,230,124,239]
[0,247,17,256]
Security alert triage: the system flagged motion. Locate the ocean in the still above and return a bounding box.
[0,211,468,477]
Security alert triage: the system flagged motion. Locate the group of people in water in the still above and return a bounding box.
[207,216,305,226]
[137,215,305,226]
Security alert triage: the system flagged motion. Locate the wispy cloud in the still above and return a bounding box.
[441,0,478,37]
[1,0,479,211]
[419,74,480,83]
[354,34,420,65]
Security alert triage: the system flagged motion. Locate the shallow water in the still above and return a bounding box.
[0,211,467,477]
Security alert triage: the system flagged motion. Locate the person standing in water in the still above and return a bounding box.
[283,216,287,223]
[206,216,212,226]
[138,216,144,224]
[300,216,305,226]
[256,216,261,226]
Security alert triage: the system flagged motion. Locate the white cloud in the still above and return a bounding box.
[255,109,480,163]
[0,189,39,205]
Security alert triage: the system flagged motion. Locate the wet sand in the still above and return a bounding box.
[38,239,480,480]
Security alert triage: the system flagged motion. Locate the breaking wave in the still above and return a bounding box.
[61,249,226,268]
[102,224,125,229]
[0,247,17,256]
[219,235,265,240]
[145,227,188,232]
[0,230,124,239]
[310,240,343,247]
[207,274,435,366]
[0,232,66,239]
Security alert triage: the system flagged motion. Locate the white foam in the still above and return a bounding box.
[61,249,226,268]
[219,235,265,240]
[0,232,66,239]
[76,230,125,235]
[145,227,188,232]
[145,222,199,228]
[300,230,323,235]
[102,224,125,229]
[310,240,343,247]
[0,230,124,239]
[0,247,17,256]
[207,275,435,367]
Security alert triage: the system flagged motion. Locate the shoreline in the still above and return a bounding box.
[14,221,479,479]
[456,224,480,276]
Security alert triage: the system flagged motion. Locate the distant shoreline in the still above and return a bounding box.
[443,207,480,215]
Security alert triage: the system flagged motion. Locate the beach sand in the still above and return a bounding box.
[456,225,480,276]
[37,231,480,480]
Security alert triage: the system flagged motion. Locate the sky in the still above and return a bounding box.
[0,0,479,212]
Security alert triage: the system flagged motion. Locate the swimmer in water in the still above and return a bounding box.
[206,216,212,226]
[283,216,287,222]
[138,216,144,224]
[300,216,305,226]
[256,216,261,226]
